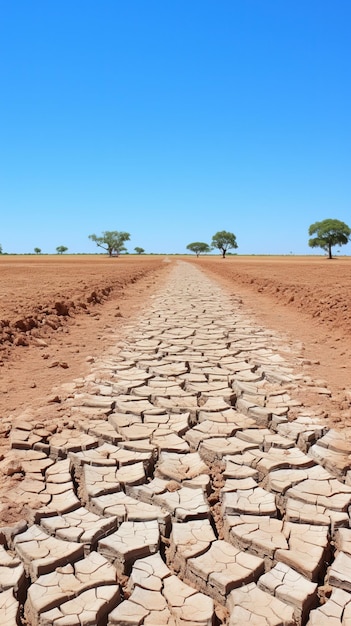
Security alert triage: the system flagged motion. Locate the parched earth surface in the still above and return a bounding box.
[0,255,351,625]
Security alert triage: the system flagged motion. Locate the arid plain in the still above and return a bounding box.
[1,254,350,425]
[1,254,351,624]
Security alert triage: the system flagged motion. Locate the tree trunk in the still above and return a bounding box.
[222,249,226,258]
[328,243,332,259]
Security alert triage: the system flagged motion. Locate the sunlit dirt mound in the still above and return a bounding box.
[189,256,351,337]
[0,256,166,361]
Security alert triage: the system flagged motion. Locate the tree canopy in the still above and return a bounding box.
[186,242,211,257]
[56,246,68,254]
[308,219,351,259]
[134,247,145,255]
[34,247,41,254]
[89,231,130,256]
[211,231,238,258]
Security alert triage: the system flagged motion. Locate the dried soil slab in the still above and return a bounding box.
[98,520,159,574]
[276,522,329,582]
[277,417,327,451]
[41,507,117,551]
[148,362,190,377]
[90,492,171,536]
[327,551,351,592]
[309,444,351,480]
[0,545,25,594]
[258,562,318,624]
[70,443,153,472]
[318,429,351,454]
[227,446,315,480]
[131,480,210,522]
[186,539,264,604]
[199,437,258,463]
[285,498,349,530]
[155,452,209,483]
[306,587,351,625]
[25,552,118,626]
[78,464,121,503]
[144,412,190,434]
[151,431,190,453]
[228,582,295,625]
[10,427,44,450]
[222,486,278,517]
[48,430,98,459]
[169,519,217,576]
[6,450,54,477]
[224,515,288,559]
[224,515,329,580]
[184,420,240,450]
[39,585,120,625]
[115,395,162,415]
[0,588,20,626]
[77,393,116,410]
[197,408,255,426]
[223,459,259,481]
[14,525,84,580]
[78,419,123,445]
[285,473,351,512]
[28,459,80,523]
[334,528,351,556]
[265,465,329,495]
[109,553,214,626]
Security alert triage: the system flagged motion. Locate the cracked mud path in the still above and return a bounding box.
[2,261,351,625]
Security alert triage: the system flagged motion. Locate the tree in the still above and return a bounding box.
[89,231,130,257]
[56,246,68,254]
[308,219,351,259]
[211,231,238,258]
[186,242,211,257]
[134,247,145,255]
[34,247,41,254]
[0,244,2,254]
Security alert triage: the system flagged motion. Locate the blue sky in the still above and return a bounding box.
[1,1,350,255]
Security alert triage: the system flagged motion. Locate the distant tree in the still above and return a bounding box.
[34,247,41,254]
[89,231,130,257]
[186,242,211,257]
[56,246,68,254]
[308,219,351,259]
[134,247,145,255]
[0,244,2,254]
[211,231,238,258]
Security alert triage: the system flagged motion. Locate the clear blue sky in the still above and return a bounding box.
[1,1,350,255]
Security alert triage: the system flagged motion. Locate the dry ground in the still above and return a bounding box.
[1,254,350,430]
[186,255,351,427]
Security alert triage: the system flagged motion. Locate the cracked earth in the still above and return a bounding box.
[1,260,351,625]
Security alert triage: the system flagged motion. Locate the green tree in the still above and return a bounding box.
[0,244,2,254]
[211,231,238,258]
[56,246,68,254]
[34,247,41,254]
[89,231,130,257]
[134,247,145,255]
[308,219,351,259]
[186,242,211,257]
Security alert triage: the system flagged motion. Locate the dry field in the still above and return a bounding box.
[187,255,351,425]
[1,254,351,624]
[1,253,350,427]
[0,255,169,416]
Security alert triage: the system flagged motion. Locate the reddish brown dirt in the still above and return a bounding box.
[0,255,170,420]
[187,255,351,429]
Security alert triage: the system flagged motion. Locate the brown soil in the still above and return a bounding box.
[0,255,170,420]
[187,255,351,428]
[1,253,351,433]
